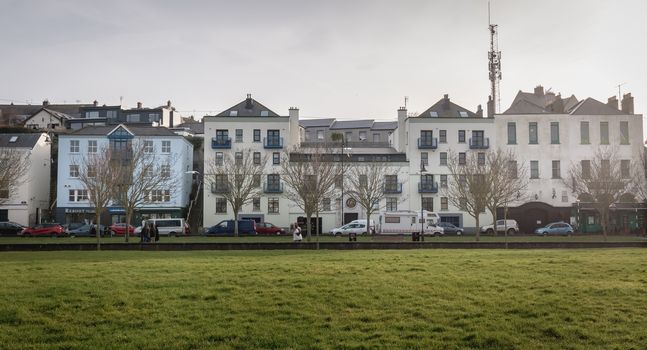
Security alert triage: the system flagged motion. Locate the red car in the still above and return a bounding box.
[20,223,65,236]
[109,223,135,235]
[255,222,286,235]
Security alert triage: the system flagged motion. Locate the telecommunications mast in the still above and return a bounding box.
[488,1,502,116]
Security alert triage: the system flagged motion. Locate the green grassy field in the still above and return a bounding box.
[1,233,645,244]
[1,249,646,349]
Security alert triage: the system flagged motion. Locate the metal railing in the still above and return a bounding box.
[417,137,438,149]
[263,137,284,149]
[469,137,490,149]
[211,137,232,149]
[418,181,439,193]
[383,182,403,194]
[263,183,284,193]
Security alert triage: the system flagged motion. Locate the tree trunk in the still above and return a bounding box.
[475,215,480,242]
[491,210,498,236]
[601,209,609,242]
[315,210,319,250]
[306,214,312,242]
[125,210,131,243]
[95,211,101,251]
[234,209,239,237]
[366,210,372,240]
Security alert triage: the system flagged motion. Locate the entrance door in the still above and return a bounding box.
[0,209,8,222]
[344,213,358,225]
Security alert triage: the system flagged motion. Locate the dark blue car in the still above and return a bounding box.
[205,220,257,235]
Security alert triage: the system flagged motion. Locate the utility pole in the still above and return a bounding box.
[488,1,502,115]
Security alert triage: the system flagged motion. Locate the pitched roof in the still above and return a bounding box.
[503,86,629,115]
[569,97,629,115]
[0,133,42,148]
[176,121,204,134]
[67,125,179,137]
[371,121,398,130]
[214,94,280,117]
[417,95,480,118]
[299,118,336,128]
[0,103,89,118]
[330,120,375,129]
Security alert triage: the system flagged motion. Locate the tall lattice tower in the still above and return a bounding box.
[488,3,502,116]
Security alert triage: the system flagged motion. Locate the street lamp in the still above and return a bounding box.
[185,171,201,234]
[575,199,580,232]
[419,159,427,241]
[339,139,351,226]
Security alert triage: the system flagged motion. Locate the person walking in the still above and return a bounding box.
[141,221,150,243]
[292,222,302,242]
[154,223,160,242]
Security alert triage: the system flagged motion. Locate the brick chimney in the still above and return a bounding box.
[167,100,172,108]
[487,95,494,118]
[549,94,564,113]
[245,94,253,109]
[42,100,49,106]
[137,101,142,109]
[607,96,618,110]
[476,104,483,118]
[93,100,98,107]
[534,85,544,96]
[442,94,450,110]
[621,93,634,114]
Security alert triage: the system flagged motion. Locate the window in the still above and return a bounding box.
[253,175,261,187]
[430,111,439,117]
[373,133,380,142]
[508,161,517,179]
[267,174,281,192]
[439,130,447,143]
[459,175,467,186]
[561,191,568,203]
[507,122,517,144]
[359,131,367,141]
[458,130,466,143]
[86,111,99,118]
[150,189,170,202]
[600,122,609,144]
[317,130,324,140]
[323,198,331,211]
[252,197,261,211]
[385,216,400,224]
[253,129,261,142]
[386,198,398,211]
[550,122,560,144]
[422,197,433,211]
[107,110,117,119]
[273,152,280,165]
[335,175,342,188]
[253,152,261,165]
[440,174,448,188]
[620,121,629,144]
[161,164,171,178]
[87,165,96,178]
[149,113,160,122]
[260,111,269,117]
[441,197,448,211]
[580,121,590,144]
[529,122,538,144]
[69,165,79,178]
[581,160,591,178]
[88,140,97,153]
[216,198,227,213]
[144,140,153,153]
[235,152,243,165]
[229,110,238,116]
[127,114,140,123]
[459,152,466,165]
[459,197,467,210]
[530,161,539,179]
[440,152,447,166]
[459,111,468,118]
[77,190,88,201]
[215,152,223,166]
[359,175,367,187]
[621,160,630,178]
[478,152,485,166]
[235,129,243,143]
[421,152,428,166]
[345,131,352,142]
[161,141,171,153]
[268,198,280,213]
[471,130,485,147]
[552,160,561,179]
[420,130,433,146]
[70,140,80,153]
[601,159,611,177]
[68,189,75,202]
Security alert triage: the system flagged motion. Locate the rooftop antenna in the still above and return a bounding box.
[404,96,409,108]
[488,1,502,114]
[616,82,626,101]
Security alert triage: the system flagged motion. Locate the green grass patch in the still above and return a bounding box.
[1,249,646,349]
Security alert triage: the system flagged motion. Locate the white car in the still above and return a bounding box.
[330,223,368,236]
[480,219,519,235]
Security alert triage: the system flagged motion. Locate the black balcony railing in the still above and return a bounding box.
[383,182,403,194]
[418,181,439,193]
[264,183,284,193]
[417,137,438,149]
[211,137,232,149]
[264,137,284,149]
[469,137,490,149]
[211,183,230,194]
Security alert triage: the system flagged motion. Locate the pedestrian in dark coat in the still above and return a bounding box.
[154,223,160,242]
[141,222,150,243]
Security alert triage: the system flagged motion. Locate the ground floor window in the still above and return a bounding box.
[268,198,280,213]
[216,198,227,213]
[422,197,433,211]
[252,197,261,212]
[441,197,448,211]
[386,197,397,211]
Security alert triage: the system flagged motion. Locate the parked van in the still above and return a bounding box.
[135,218,187,236]
[205,220,256,235]
[347,219,376,234]
[379,210,443,235]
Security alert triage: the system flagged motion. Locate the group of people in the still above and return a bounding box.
[140,221,159,243]
[290,223,303,242]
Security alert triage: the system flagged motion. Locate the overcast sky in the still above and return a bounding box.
[1,0,645,136]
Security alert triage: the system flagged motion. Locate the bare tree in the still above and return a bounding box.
[444,151,491,241]
[346,161,404,237]
[112,140,176,242]
[0,148,30,205]
[74,146,122,250]
[204,148,267,236]
[485,149,529,235]
[281,145,339,243]
[566,148,635,241]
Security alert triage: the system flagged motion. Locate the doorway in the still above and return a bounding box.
[343,213,358,225]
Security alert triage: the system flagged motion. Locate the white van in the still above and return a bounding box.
[379,210,443,235]
[347,219,376,233]
[135,218,187,236]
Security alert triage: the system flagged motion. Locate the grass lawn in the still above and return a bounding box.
[1,250,646,349]
[1,234,645,244]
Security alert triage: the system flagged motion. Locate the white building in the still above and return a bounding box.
[0,133,51,225]
[56,125,193,225]
[23,108,73,132]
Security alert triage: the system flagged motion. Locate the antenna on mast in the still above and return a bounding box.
[404,96,409,108]
[487,1,502,117]
[616,82,626,102]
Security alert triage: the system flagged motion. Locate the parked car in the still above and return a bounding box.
[256,222,286,235]
[205,220,256,235]
[109,223,135,236]
[134,218,187,236]
[347,219,376,234]
[480,219,519,235]
[0,221,25,236]
[438,222,463,235]
[63,222,85,232]
[535,222,574,236]
[68,224,107,237]
[330,223,368,236]
[20,223,65,236]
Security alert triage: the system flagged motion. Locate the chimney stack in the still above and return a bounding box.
[621,93,634,114]
[487,96,494,118]
[607,96,618,110]
[42,100,49,106]
[549,94,564,113]
[534,85,544,96]
[476,104,483,118]
[137,101,142,109]
[442,94,450,110]
[245,94,253,109]
[167,100,172,108]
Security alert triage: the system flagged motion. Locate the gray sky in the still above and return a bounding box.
[1,0,645,137]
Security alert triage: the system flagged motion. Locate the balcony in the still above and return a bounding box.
[211,137,231,149]
[264,137,284,149]
[211,183,230,194]
[264,183,284,193]
[469,137,490,149]
[383,182,403,194]
[418,182,439,193]
[417,137,438,149]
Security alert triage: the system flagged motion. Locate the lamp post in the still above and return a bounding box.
[576,199,580,233]
[420,159,427,241]
[185,170,201,234]
[339,138,351,226]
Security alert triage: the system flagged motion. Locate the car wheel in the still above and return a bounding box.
[486,229,494,235]
[457,230,463,236]
[506,228,515,236]
[361,232,367,235]
[110,230,116,236]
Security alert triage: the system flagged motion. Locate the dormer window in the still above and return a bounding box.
[260,111,269,117]
[459,111,468,118]
[229,110,238,116]
[430,111,438,118]
[9,136,18,143]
